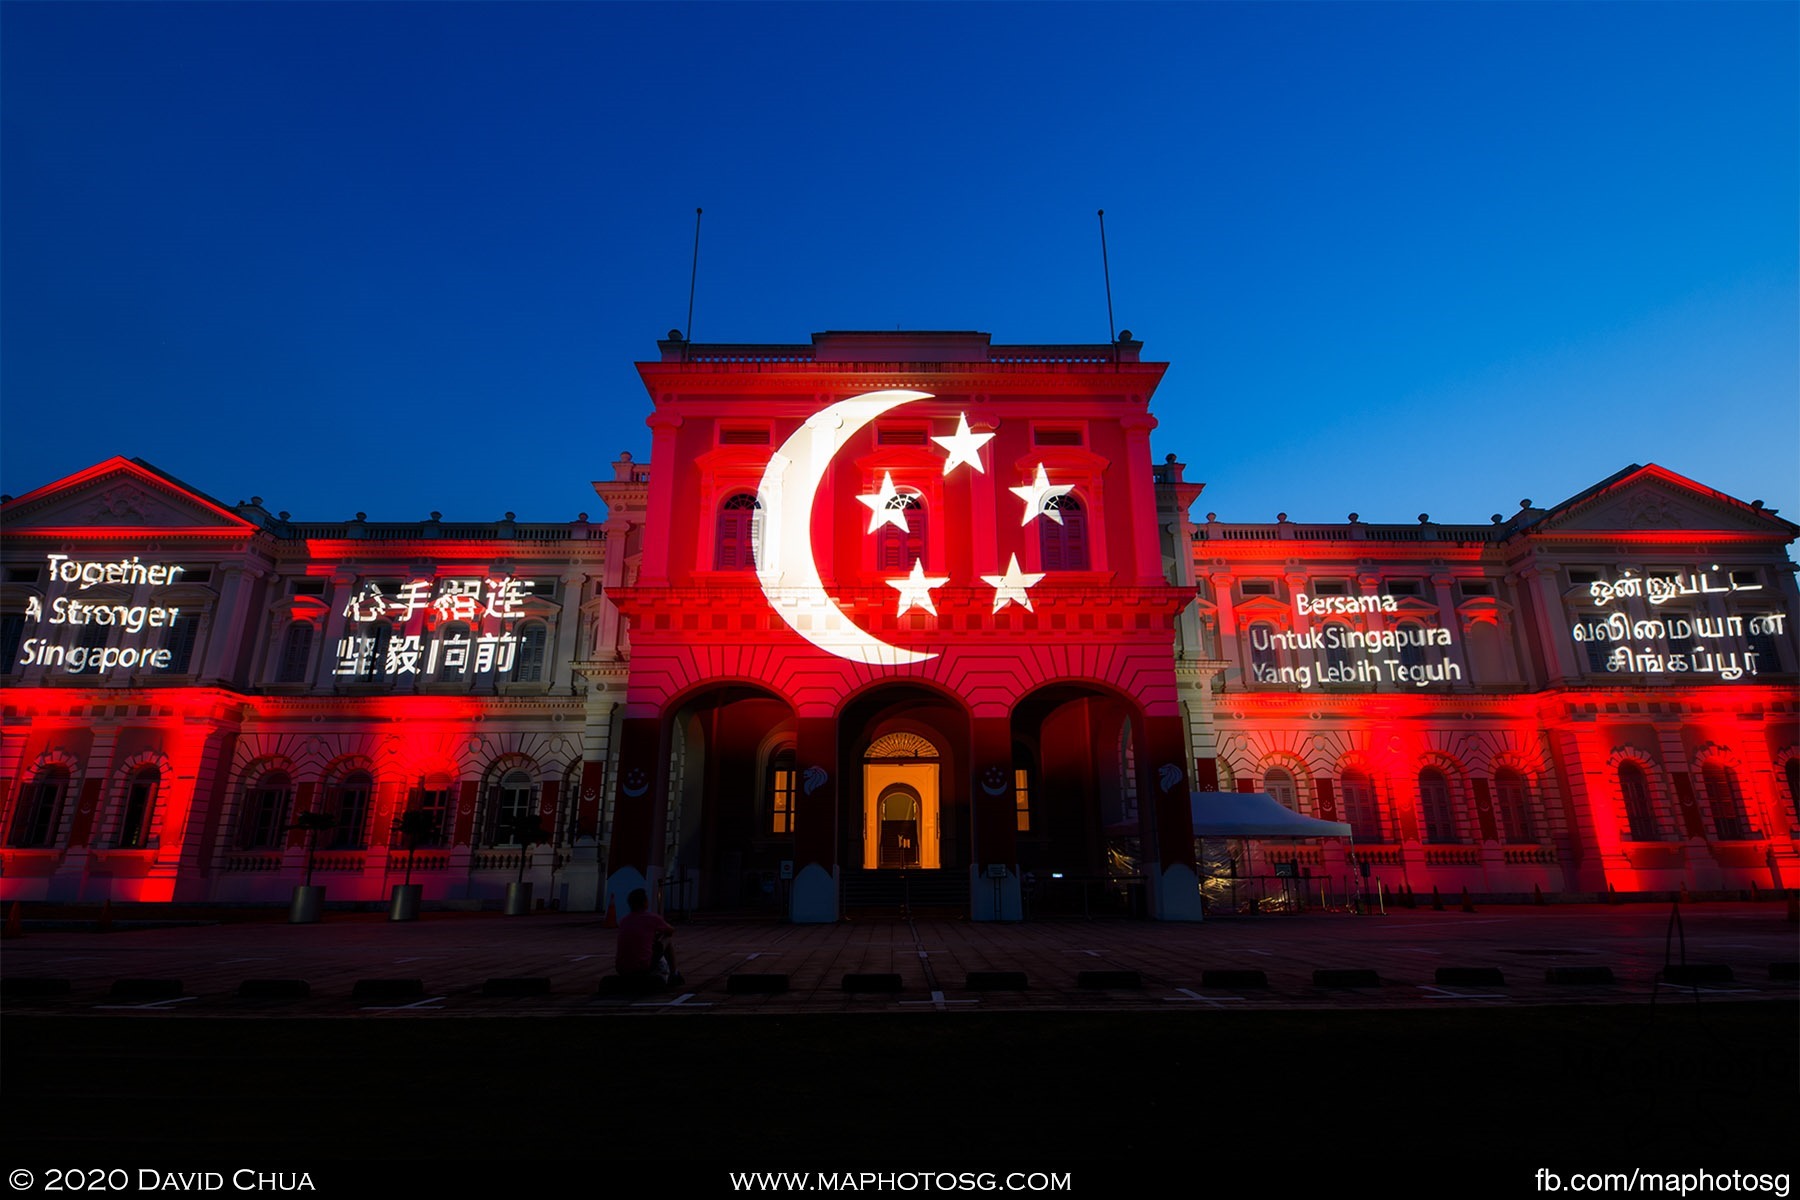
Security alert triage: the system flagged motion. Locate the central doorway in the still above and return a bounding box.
[862,732,940,870]
[876,785,922,868]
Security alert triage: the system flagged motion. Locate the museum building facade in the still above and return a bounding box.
[1,331,1795,918]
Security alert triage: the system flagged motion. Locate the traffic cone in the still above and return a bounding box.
[1533,884,1545,906]
[2,902,22,940]
[1460,886,1476,913]
[1431,886,1444,912]
[603,896,617,929]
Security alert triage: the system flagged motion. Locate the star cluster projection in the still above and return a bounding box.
[850,413,1070,617]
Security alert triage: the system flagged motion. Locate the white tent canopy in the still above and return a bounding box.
[1190,791,1352,839]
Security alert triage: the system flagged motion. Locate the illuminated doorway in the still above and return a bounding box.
[862,732,940,870]
[877,785,922,868]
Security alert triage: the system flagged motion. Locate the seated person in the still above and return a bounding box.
[614,887,682,988]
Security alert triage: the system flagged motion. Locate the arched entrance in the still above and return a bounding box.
[863,734,940,870]
[875,786,923,868]
[837,683,970,911]
[1012,683,1152,916]
[660,683,796,912]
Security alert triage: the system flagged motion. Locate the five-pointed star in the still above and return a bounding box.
[888,559,950,617]
[980,553,1047,613]
[1009,463,1076,525]
[856,471,914,534]
[931,412,995,476]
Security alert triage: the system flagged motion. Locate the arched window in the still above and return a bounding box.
[1418,768,1456,843]
[485,768,538,846]
[1340,769,1382,842]
[767,749,796,836]
[512,621,548,683]
[277,622,315,683]
[1039,494,1089,570]
[715,492,761,570]
[1264,768,1297,812]
[1618,761,1658,841]
[876,494,925,570]
[237,771,292,850]
[9,766,69,848]
[325,771,373,849]
[1495,768,1535,842]
[1700,762,1748,840]
[117,767,160,849]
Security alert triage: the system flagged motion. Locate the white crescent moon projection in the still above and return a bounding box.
[756,389,937,665]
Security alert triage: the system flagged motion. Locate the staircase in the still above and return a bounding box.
[841,869,967,915]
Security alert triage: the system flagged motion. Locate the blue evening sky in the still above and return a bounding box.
[4,2,1794,528]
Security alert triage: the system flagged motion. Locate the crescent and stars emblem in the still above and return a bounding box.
[754,390,1077,665]
[980,767,1010,796]
[621,769,648,798]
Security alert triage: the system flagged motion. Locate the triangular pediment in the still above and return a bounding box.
[1533,465,1796,538]
[1,457,258,533]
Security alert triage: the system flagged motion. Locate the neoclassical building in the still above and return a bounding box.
[2,331,1795,917]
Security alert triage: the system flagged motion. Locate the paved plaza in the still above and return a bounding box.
[3,900,1795,1014]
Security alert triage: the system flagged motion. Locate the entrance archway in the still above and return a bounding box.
[876,784,923,868]
[862,733,940,870]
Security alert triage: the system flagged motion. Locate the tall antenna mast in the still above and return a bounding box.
[1097,208,1116,344]
[684,207,703,359]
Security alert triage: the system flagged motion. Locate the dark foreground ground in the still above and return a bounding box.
[6,1006,1796,1175]
[3,903,1796,1193]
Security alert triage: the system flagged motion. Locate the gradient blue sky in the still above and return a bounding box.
[4,2,1794,528]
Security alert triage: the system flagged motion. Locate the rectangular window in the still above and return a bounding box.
[877,427,927,446]
[1746,615,1781,673]
[1578,612,1611,673]
[1384,579,1422,597]
[6,567,40,584]
[1459,579,1494,597]
[157,614,201,674]
[770,766,795,835]
[1014,768,1031,833]
[1032,427,1084,446]
[1,612,24,674]
[291,578,327,596]
[1312,579,1348,596]
[1240,580,1275,597]
[1569,570,1602,586]
[719,427,770,445]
